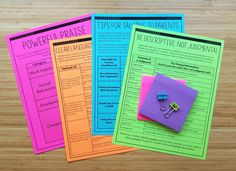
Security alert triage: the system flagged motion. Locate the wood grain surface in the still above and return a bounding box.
[0,0,235,170]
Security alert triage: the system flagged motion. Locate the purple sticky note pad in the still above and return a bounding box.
[137,75,186,121]
[140,73,198,132]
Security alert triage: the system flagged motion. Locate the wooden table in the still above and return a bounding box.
[0,0,235,170]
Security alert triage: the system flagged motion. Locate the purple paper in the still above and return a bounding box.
[140,73,198,132]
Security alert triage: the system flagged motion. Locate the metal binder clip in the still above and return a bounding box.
[164,102,180,118]
[157,92,168,111]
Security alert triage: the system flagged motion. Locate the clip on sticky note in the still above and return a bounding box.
[136,75,186,121]
[164,102,180,118]
[139,73,198,132]
[157,92,168,111]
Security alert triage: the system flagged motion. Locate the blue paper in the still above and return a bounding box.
[92,14,185,135]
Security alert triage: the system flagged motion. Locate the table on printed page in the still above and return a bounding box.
[0,0,236,171]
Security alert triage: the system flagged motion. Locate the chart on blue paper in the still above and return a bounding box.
[92,14,185,135]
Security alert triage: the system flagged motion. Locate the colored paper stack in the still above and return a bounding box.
[5,13,224,161]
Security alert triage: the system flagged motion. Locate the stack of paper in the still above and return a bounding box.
[5,13,224,161]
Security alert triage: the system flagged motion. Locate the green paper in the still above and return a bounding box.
[112,25,224,160]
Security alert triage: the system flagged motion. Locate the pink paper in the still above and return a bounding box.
[137,75,186,120]
[6,14,91,154]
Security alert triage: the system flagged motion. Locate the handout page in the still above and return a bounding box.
[92,14,185,135]
[50,35,135,162]
[5,14,91,154]
[113,25,224,159]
